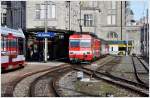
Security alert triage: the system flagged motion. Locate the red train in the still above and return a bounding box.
[69,33,109,62]
[1,26,26,71]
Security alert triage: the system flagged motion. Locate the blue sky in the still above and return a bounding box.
[130,0,149,21]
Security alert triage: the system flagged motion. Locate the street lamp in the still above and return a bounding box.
[44,1,48,62]
[66,1,70,31]
[126,32,128,56]
[79,1,82,34]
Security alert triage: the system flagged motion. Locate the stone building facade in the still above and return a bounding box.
[1,1,141,54]
[26,1,141,54]
[1,1,26,31]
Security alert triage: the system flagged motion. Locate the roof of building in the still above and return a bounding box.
[27,28,75,34]
[108,40,132,45]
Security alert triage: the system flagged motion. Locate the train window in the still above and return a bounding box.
[18,38,24,55]
[3,36,7,51]
[12,39,17,48]
[16,38,18,54]
[80,40,91,47]
[1,36,7,55]
[6,37,9,51]
[70,40,80,47]
[1,36,4,51]
[80,42,91,47]
[111,47,113,51]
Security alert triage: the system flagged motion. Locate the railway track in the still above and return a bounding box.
[73,67,149,97]
[136,56,149,73]
[96,56,121,72]
[2,56,149,97]
[70,56,148,96]
[132,56,149,86]
[2,63,70,97]
[29,66,72,97]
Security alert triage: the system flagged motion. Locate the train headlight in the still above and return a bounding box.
[87,52,90,54]
[70,52,73,54]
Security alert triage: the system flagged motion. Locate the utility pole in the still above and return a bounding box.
[94,2,96,34]
[146,9,149,58]
[79,1,82,34]
[68,1,70,30]
[126,32,128,56]
[44,1,48,62]
[143,11,146,57]
[120,1,123,40]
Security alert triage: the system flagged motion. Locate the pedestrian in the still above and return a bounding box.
[26,46,31,61]
[39,51,43,61]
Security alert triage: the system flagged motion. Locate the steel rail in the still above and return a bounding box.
[2,63,69,97]
[73,67,149,97]
[29,65,71,97]
[136,56,149,73]
[132,56,148,86]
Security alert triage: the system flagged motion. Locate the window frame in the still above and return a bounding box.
[84,14,94,27]
[35,3,56,20]
[107,14,116,25]
[1,36,4,51]
[111,1,116,9]
[69,39,80,47]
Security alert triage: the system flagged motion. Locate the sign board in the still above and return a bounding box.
[36,32,56,38]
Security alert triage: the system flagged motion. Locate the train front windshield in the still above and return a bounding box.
[80,40,91,47]
[70,39,91,47]
[70,40,80,47]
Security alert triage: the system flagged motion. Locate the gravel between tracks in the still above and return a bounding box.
[32,67,71,97]
[110,56,149,84]
[58,71,85,96]
[84,55,115,70]
[57,70,141,97]
[33,77,53,97]
[57,70,98,97]
[13,71,50,97]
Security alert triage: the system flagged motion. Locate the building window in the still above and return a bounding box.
[84,14,93,27]
[35,3,56,20]
[108,1,116,9]
[111,1,116,9]
[35,4,40,19]
[107,31,118,39]
[1,12,7,25]
[107,15,116,25]
[48,4,55,18]
[40,4,45,19]
[111,47,113,51]
[107,15,111,25]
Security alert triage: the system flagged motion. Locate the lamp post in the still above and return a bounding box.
[79,1,82,34]
[120,1,123,40]
[126,32,128,56]
[44,1,48,62]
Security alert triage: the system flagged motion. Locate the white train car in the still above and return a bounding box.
[1,26,26,71]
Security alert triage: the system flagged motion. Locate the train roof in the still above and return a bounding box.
[75,32,98,38]
[1,26,25,38]
[71,32,108,43]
